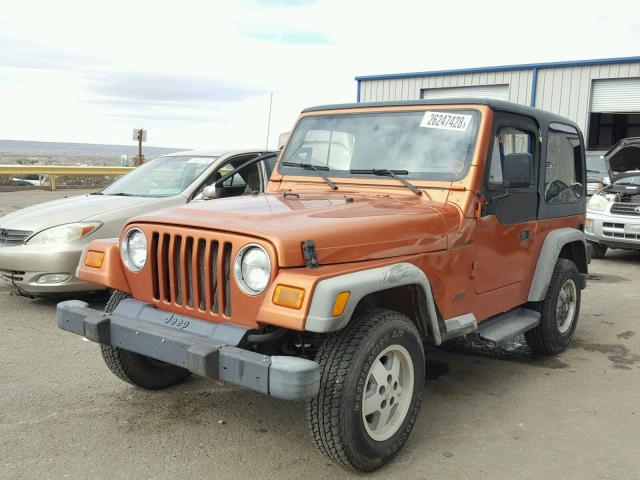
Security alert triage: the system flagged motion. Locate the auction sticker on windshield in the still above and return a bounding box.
[420,112,472,131]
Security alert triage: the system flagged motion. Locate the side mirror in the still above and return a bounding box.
[203,184,221,199]
[503,153,533,188]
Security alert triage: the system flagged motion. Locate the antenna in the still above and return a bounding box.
[265,91,273,151]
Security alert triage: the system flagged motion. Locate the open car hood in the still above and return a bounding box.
[605,137,640,181]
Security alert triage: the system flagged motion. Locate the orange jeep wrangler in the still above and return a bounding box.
[58,99,589,471]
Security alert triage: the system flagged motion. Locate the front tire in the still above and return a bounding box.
[307,308,425,472]
[525,259,581,355]
[100,290,191,390]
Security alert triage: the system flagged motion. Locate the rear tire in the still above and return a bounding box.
[307,308,425,472]
[525,259,581,355]
[100,290,191,390]
[589,241,607,259]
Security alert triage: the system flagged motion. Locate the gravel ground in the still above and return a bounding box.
[1,192,639,479]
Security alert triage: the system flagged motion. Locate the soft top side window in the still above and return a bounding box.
[545,123,584,204]
[488,127,535,189]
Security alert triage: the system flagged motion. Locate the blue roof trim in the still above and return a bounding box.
[355,55,640,81]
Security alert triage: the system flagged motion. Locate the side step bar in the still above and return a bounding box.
[475,307,540,347]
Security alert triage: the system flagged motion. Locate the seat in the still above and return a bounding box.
[244,170,261,193]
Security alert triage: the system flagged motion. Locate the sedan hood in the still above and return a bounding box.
[131,193,448,267]
[0,194,167,233]
[605,137,640,181]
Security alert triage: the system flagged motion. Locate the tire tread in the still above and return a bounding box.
[306,308,421,472]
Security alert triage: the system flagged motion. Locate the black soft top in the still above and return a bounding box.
[302,98,580,131]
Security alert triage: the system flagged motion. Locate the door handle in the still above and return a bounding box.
[520,230,530,241]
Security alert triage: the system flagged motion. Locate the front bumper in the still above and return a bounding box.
[57,298,320,400]
[586,210,640,250]
[0,244,103,293]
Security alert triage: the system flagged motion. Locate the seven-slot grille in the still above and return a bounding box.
[610,203,640,216]
[150,232,233,316]
[0,229,33,246]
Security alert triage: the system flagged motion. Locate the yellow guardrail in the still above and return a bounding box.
[0,165,135,191]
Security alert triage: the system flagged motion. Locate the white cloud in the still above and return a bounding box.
[0,0,639,149]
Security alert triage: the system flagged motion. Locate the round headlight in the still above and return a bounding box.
[121,228,147,271]
[234,244,271,295]
[587,194,608,212]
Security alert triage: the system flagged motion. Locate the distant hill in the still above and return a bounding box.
[0,139,187,159]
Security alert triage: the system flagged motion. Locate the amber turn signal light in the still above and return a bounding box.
[332,291,350,317]
[84,250,105,268]
[272,285,305,309]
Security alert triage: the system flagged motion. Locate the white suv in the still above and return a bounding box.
[586,138,640,258]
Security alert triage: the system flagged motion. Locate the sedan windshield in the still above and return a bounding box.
[101,155,217,197]
[586,152,607,178]
[279,110,480,181]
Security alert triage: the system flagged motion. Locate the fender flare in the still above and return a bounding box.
[527,227,587,302]
[304,262,442,344]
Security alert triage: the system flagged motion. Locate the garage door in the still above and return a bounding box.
[591,78,640,112]
[420,84,510,101]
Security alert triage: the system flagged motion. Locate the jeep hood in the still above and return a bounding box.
[132,193,448,266]
[605,137,640,181]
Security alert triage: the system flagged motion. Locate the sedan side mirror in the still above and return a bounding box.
[503,153,533,188]
[203,184,221,199]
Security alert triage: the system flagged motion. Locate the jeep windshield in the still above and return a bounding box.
[279,109,480,182]
[100,155,217,197]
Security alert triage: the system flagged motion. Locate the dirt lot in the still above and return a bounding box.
[1,191,639,479]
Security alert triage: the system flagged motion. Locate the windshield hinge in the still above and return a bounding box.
[301,240,319,269]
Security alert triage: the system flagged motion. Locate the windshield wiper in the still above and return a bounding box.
[350,169,422,196]
[281,162,338,190]
[587,169,603,173]
[105,192,138,196]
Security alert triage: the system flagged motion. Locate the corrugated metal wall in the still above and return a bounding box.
[534,63,640,133]
[359,69,534,106]
[358,62,640,135]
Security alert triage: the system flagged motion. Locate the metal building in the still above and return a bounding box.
[355,56,640,150]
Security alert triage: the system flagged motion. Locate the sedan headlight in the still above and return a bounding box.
[587,194,608,211]
[27,222,101,245]
[234,244,271,295]
[121,228,147,271]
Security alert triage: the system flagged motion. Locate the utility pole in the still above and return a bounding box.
[132,128,147,166]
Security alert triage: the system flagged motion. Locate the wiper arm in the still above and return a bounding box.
[350,169,422,196]
[282,161,338,190]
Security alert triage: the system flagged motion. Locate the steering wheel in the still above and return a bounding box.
[545,179,569,201]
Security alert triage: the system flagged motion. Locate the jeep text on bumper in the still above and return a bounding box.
[57,298,320,400]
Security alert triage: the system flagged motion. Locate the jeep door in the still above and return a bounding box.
[472,112,539,296]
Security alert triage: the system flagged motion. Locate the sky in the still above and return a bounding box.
[1,0,639,150]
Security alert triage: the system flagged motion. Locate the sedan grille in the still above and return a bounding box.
[0,229,33,246]
[610,203,640,216]
[150,232,232,316]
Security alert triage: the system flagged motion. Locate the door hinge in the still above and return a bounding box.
[302,240,319,268]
